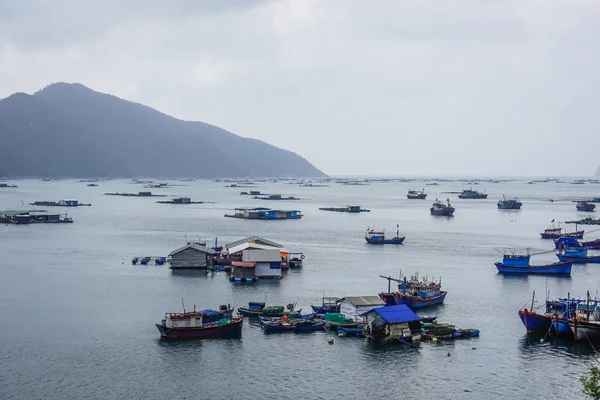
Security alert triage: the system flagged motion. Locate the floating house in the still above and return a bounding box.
[168,243,215,270]
[0,210,72,224]
[363,305,421,343]
[319,205,370,213]
[338,296,385,322]
[105,191,166,197]
[228,243,284,280]
[224,207,302,220]
[30,199,89,207]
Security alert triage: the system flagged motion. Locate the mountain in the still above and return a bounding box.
[0,83,325,178]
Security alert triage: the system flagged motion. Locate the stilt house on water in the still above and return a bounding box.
[338,296,386,322]
[168,244,215,270]
[226,237,286,280]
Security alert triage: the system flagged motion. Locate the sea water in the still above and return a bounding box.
[1,178,599,399]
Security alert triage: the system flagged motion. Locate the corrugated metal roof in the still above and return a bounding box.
[225,236,283,250]
[365,305,419,323]
[0,209,46,215]
[340,296,385,306]
[169,243,215,256]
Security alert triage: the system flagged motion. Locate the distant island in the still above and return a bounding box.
[0,83,325,178]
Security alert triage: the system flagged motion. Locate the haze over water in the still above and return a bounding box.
[1,178,600,399]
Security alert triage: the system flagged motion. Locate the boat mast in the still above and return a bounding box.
[531,290,535,311]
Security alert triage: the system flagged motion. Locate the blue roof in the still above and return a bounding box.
[369,305,419,323]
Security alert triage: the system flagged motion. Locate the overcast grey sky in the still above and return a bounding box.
[1,0,598,176]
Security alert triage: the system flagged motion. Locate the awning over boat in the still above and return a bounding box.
[365,305,419,323]
[231,261,256,268]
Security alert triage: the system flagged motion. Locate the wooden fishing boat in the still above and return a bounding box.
[261,319,325,333]
[458,188,487,199]
[494,250,572,275]
[407,189,427,200]
[497,196,522,210]
[310,296,340,314]
[365,226,405,245]
[540,223,584,239]
[288,253,304,268]
[568,293,600,341]
[575,201,596,212]
[430,198,455,217]
[379,273,447,309]
[557,251,600,264]
[155,305,243,339]
[258,312,316,323]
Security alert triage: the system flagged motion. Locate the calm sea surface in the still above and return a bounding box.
[1,178,600,399]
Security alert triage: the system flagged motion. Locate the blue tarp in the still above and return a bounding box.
[200,309,224,318]
[370,305,419,323]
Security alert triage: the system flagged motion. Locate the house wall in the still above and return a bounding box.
[339,301,382,321]
[255,262,281,278]
[231,267,256,279]
[170,247,209,269]
[242,249,281,262]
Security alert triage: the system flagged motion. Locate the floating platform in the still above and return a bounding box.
[30,200,90,207]
[319,206,370,213]
[566,217,600,225]
[105,192,167,197]
[225,208,302,220]
[0,183,18,188]
[253,194,301,201]
[156,197,208,204]
[1,210,72,224]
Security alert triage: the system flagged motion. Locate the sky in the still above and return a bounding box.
[1,0,599,177]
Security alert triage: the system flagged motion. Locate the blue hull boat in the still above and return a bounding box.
[261,320,326,333]
[519,309,552,333]
[258,313,316,323]
[557,254,600,264]
[495,261,572,275]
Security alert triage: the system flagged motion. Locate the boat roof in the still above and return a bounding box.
[340,296,386,307]
[363,305,419,323]
[0,209,46,215]
[225,236,283,250]
[168,243,215,256]
[227,242,288,255]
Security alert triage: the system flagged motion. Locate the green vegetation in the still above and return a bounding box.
[581,365,600,399]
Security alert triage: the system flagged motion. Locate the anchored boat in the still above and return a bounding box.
[430,198,455,216]
[155,304,243,339]
[494,249,572,275]
[407,189,427,199]
[458,188,488,199]
[540,222,584,239]
[557,248,600,264]
[379,273,447,309]
[575,200,596,212]
[365,225,405,245]
[497,196,522,210]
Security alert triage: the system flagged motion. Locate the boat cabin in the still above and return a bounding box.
[173,197,191,204]
[501,254,530,267]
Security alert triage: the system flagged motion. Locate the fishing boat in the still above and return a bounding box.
[258,312,316,323]
[237,302,298,317]
[458,189,488,199]
[552,237,600,250]
[365,225,405,245]
[568,293,600,341]
[575,201,596,212]
[497,196,522,210]
[261,319,325,333]
[540,222,584,239]
[379,273,447,309]
[288,253,305,268]
[155,304,243,339]
[407,189,427,200]
[494,249,572,275]
[310,296,340,314]
[430,198,455,216]
[557,249,600,264]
